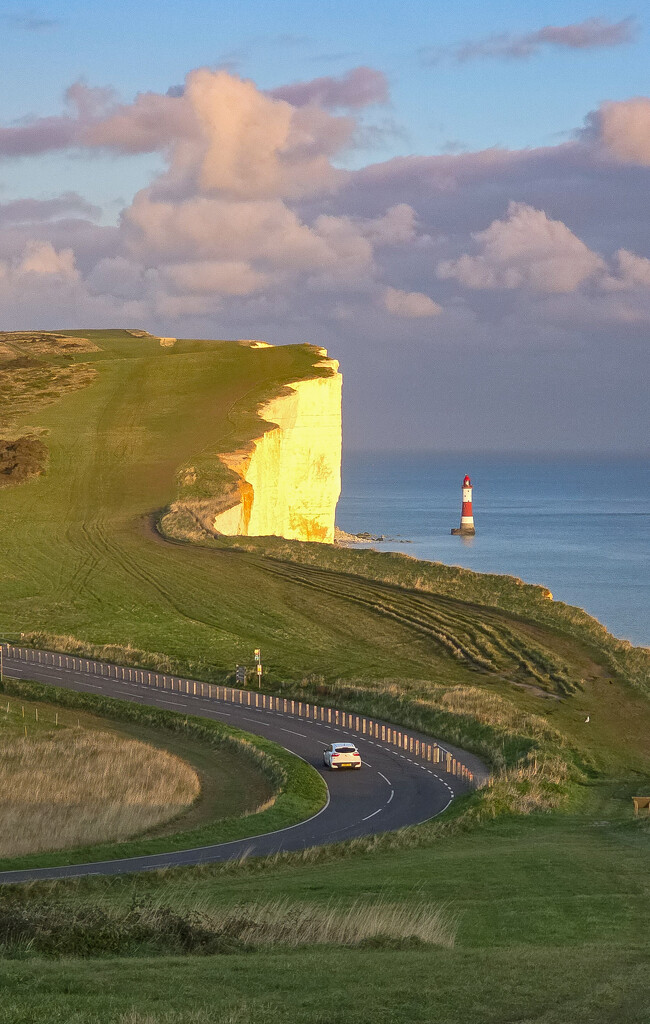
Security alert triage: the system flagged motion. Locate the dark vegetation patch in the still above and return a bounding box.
[0,330,99,489]
[0,899,251,957]
[0,435,47,485]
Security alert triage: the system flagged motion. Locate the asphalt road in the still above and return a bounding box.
[0,650,485,883]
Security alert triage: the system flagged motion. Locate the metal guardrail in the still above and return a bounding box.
[1,644,478,787]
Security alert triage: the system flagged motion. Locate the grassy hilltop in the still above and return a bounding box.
[0,329,649,1023]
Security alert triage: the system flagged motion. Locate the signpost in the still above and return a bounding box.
[235,665,246,685]
[254,648,262,687]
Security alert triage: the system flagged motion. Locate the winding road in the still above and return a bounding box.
[0,647,486,883]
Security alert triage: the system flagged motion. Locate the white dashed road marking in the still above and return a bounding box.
[362,807,383,821]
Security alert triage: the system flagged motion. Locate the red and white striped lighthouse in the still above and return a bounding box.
[451,474,476,535]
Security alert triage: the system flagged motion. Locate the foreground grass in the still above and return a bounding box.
[1,946,648,1024]
[0,805,647,1020]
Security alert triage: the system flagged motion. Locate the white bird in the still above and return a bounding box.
[585,715,590,723]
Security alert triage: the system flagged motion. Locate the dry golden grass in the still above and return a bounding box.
[58,893,457,950]
[435,684,562,743]
[480,755,573,815]
[0,730,200,856]
[0,331,99,357]
[203,896,457,947]
[0,361,97,426]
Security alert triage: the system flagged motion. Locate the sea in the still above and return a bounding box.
[336,453,650,649]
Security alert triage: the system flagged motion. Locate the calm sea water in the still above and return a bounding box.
[337,454,650,648]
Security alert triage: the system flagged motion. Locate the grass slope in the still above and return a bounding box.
[1,329,649,1021]
[4,328,642,700]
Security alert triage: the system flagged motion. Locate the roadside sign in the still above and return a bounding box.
[254,648,261,663]
[235,665,246,684]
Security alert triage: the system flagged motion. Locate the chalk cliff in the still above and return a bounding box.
[213,351,342,543]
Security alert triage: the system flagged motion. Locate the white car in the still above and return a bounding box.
[323,741,362,770]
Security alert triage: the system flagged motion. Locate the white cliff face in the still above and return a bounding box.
[213,355,342,543]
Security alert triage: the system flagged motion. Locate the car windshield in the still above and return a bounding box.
[335,746,357,753]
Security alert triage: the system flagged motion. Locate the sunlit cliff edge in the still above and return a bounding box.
[212,348,342,544]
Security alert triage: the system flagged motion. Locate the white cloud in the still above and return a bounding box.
[164,260,270,296]
[383,286,442,317]
[592,97,650,166]
[612,248,650,288]
[437,202,604,293]
[18,240,77,278]
[360,204,417,245]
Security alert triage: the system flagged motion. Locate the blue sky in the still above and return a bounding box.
[0,1,649,452]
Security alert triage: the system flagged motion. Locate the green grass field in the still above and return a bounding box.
[1,805,648,1022]
[0,329,649,1022]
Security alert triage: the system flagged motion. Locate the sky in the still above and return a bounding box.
[1,0,649,453]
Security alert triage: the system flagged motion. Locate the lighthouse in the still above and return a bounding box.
[451,474,476,535]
